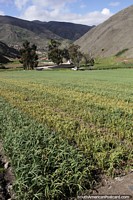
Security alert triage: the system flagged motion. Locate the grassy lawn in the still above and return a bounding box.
[0,69,133,199]
[94,56,133,69]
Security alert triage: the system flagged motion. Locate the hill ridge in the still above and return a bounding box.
[0,15,93,49]
[75,5,133,58]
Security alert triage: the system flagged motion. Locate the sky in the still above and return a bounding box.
[0,0,132,25]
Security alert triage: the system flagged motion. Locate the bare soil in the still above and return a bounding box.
[0,142,14,200]
[90,172,133,200]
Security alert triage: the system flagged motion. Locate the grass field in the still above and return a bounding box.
[0,69,133,199]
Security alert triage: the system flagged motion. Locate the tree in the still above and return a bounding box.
[82,53,95,68]
[68,44,83,69]
[48,39,63,65]
[61,48,70,61]
[20,41,38,70]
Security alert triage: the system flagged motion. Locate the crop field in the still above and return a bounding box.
[0,69,133,199]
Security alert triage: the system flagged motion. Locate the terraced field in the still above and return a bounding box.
[0,69,133,199]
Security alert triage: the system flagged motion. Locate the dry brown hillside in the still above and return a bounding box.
[75,5,133,58]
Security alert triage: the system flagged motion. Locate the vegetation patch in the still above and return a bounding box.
[0,98,94,200]
[115,49,129,57]
[94,56,133,70]
[0,69,133,199]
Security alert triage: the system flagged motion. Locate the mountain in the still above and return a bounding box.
[34,21,94,41]
[75,5,133,58]
[0,41,19,63]
[0,16,62,50]
[0,15,93,50]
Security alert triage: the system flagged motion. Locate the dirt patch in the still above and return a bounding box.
[0,142,15,200]
[90,172,133,200]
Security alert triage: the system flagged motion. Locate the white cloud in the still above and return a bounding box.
[69,9,113,25]
[19,0,78,19]
[14,0,29,9]
[0,10,4,15]
[31,0,77,10]
[109,2,120,7]
[101,8,111,15]
[21,5,113,25]
[0,0,113,25]
[0,0,114,25]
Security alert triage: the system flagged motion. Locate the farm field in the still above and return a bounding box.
[0,69,133,199]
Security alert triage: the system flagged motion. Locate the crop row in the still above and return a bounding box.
[0,73,132,176]
[0,97,95,199]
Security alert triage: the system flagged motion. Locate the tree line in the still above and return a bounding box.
[19,39,94,70]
